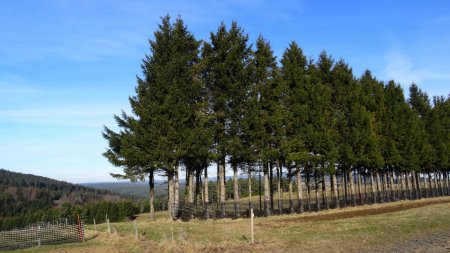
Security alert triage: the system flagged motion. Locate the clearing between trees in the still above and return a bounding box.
[11,196,450,253]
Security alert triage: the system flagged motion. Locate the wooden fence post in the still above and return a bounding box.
[133,220,138,240]
[250,208,254,243]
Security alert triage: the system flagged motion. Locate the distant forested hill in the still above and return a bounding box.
[82,181,171,199]
[0,169,143,230]
[0,169,125,218]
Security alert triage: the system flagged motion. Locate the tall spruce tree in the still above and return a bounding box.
[104,16,200,220]
[358,70,385,202]
[309,52,335,210]
[280,41,309,213]
[252,36,282,216]
[202,22,252,218]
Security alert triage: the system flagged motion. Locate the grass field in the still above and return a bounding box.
[8,196,450,253]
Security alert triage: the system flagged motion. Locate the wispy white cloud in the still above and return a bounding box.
[383,49,450,86]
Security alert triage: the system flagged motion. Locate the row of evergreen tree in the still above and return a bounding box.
[103,16,449,221]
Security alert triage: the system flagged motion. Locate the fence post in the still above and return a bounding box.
[93,218,97,232]
[107,218,111,235]
[133,220,138,240]
[77,214,83,243]
[38,225,41,247]
[250,208,254,243]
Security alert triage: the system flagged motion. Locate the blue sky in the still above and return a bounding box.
[1,0,449,183]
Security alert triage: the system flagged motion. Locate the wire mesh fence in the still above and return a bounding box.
[0,218,85,250]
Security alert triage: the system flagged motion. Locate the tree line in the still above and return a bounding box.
[0,201,139,231]
[0,169,140,230]
[103,16,450,221]
[0,169,125,218]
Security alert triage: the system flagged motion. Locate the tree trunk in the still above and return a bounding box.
[363,173,368,202]
[379,172,385,202]
[436,173,441,196]
[174,166,180,219]
[288,164,294,214]
[306,168,311,211]
[348,170,356,206]
[168,171,174,219]
[269,162,274,213]
[332,171,339,208]
[263,162,270,216]
[357,171,363,205]
[389,171,396,201]
[276,161,283,215]
[447,172,450,196]
[342,170,347,207]
[322,171,329,210]
[188,168,194,218]
[195,168,202,213]
[315,170,320,211]
[383,173,389,202]
[149,171,155,221]
[295,163,304,213]
[399,172,405,200]
[409,172,415,199]
[412,172,418,200]
[412,172,417,199]
[433,173,439,197]
[423,173,429,198]
[445,172,450,196]
[370,172,376,204]
[337,173,341,206]
[427,173,432,198]
[216,163,220,210]
[218,157,226,218]
[232,163,240,219]
[376,172,382,203]
[204,166,209,219]
[185,169,190,207]
[415,172,421,199]
[407,172,412,200]
[394,172,400,200]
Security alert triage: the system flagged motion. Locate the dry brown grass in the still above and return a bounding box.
[12,196,450,253]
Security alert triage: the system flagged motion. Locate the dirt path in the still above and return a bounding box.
[364,230,450,253]
[255,198,450,229]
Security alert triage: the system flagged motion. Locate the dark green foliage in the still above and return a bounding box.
[0,169,124,218]
[428,96,450,171]
[0,169,138,231]
[252,36,283,163]
[280,42,309,163]
[201,22,252,164]
[103,16,449,218]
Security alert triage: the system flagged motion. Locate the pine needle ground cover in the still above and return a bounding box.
[8,196,450,253]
